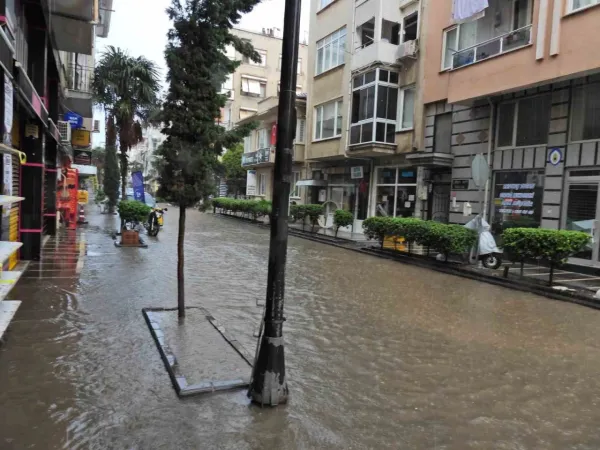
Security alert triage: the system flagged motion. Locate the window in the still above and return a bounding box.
[316,27,346,75]
[496,94,551,148]
[441,0,533,70]
[243,49,267,66]
[243,135,252,153]
[402,12,418,42]
[291,171,301,198]
[398,86,415,130]
[356,19,375,49]
[491,170,544,238]
[434,113,452,153]
[374,167,417,218]
[241,76,266,97]
[239,108,256,120]
[258,173,267,196]
[314,99,343,140]
[319,0,335,10]
[257,128,269,149]
[350,69,399,145]
[296,119,306,143]
[381,19,400,45]
[571,83,600,141]
[569,0,599,13]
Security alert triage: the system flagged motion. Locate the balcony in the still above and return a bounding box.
[351,41,400,71]
[451,25,533,70]
[242,147,275,168]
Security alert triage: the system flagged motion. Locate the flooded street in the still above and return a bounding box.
[1,207,600,449]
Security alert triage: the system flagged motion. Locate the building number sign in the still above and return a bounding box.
[549,148,562,166]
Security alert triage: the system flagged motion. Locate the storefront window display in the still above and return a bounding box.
[374,167,417,217]
[491,170,544,238]
[325,172,370,220]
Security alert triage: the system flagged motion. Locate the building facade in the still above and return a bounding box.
[238,95,307,202]
[305,0,425,230]
[129,126,166,194]
[0,0,111,263]
[419,0,600,266]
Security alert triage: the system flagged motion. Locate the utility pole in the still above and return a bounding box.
[248,0,301,406]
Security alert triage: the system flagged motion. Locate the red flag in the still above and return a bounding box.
[271,123,277,146]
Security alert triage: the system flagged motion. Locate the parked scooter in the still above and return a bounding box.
[146,207,167,237]
[464,215,503,269]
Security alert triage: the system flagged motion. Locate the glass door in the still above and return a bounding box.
[564,181,600,264]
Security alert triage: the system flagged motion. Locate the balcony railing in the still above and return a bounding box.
[66,64,94,93]
[451,25,532,70]
[241,147,274,167]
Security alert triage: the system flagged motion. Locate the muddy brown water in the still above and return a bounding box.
[1,207,600,449]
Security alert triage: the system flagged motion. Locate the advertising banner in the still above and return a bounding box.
[131,171,145,203]
[4,74,12,146]
[246,170,257,196]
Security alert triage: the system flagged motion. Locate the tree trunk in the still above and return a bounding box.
[178,206,186,318]
[119,150,128,201]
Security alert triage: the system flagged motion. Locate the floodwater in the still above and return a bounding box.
[1,207,600,449]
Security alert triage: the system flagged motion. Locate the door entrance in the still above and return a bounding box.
[563,170,600,266]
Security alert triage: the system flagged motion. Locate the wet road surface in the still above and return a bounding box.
[1,207,600,449]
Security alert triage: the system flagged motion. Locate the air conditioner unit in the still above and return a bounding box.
[57,120,71,143]
[397,40,418,60]
[93,120,100,132]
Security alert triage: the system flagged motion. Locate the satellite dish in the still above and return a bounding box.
[471,154,489,189]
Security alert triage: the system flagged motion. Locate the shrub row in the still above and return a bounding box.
[212,198,271,220]
[290,204,324,231]
[118,200,152,224]
[362,216,477,258]
[503,228,589,266]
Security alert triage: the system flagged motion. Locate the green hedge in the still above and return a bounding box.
[362,216,477,257]
[333,209,353,237]
[212,198,271,220]
[503,228,590,265]
[289,204,324,231]
[118,200,152,223]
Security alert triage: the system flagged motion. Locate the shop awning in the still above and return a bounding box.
[296,179,328,187]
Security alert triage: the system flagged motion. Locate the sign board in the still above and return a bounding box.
[549,148,562,166]
[496,182,536,216]
[24,123,38,139]
[74,150,92,165]
[246,170,257,196]
[471,154,489,189]
[451,179,470,191]
[3,74,12,146]
[71,129,91,147]
[77,190,89,204]
[3,154,11,217]
[351,166,364,179]
[64,111,83,129]
[131,171,145,203]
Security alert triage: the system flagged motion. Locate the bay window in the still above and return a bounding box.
[571,82,600,142]
[350,68,401,145]
[496,94,551,148]
[316,27,346,75]
[314,99,343,140]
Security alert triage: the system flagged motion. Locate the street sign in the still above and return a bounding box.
[64,111,83,129]
[471,154,489,189]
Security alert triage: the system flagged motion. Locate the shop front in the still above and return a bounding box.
[371,165,419,218]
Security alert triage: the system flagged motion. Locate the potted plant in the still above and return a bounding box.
[117,200,152,246]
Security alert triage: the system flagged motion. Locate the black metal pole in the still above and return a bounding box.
[248,0,301,406]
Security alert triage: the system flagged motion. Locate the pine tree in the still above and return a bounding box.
[158,0,260,318]
[103,115,120,213]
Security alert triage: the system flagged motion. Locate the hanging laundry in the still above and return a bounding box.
[452,0,488,22]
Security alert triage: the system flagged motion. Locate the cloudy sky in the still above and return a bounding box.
[93,0,310,146]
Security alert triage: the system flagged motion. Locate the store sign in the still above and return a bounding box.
[74,150,92,165]
[71,129,91,147]
[497,183,536,215]
[77,190,89,204]
[3,74,12,146]
[64,111,83,129]
[452,179,470,191]
[24,123,38,139]
[246,170,257,195]
[3,154,11,217]
[351,166,364,179]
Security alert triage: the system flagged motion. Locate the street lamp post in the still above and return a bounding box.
[247,0,301,406]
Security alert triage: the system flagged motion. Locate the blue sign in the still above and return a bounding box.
[131,171,145,203]
[64,111,83,129]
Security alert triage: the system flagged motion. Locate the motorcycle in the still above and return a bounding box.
[464,215,503,269]
[146,207,167,237]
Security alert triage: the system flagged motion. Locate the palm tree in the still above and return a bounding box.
[92,46,161,199]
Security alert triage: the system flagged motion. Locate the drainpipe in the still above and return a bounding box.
[482,97,495,221]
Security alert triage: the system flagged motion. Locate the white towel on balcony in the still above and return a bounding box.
[453,0,488,22]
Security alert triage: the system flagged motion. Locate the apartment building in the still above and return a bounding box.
[305,0,424,230]
[419,0,600,267]
[219,27,309,198]
[129,126,166,194]
[0,0,112,262]
[238,95,307,202]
